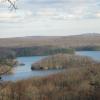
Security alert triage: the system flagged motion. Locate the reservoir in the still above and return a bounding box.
[76,51,100,61]
[2,56,62,81]
[2,51,100,81]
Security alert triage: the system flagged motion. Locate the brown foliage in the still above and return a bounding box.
[32,54,95,70]
[0,34,100,48]
[1,55,100,100]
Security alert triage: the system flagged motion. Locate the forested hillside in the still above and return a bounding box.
[0,34,100,49]
[0,34,100,57]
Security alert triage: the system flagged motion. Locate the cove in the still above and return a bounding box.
[2,51,100,81]
[2,56,62,81]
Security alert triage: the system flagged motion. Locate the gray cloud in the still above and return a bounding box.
[0,0,100,38]
[20,0,100,20]
[0,0,100,20]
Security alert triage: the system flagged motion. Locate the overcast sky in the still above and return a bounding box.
[0,0,100,38]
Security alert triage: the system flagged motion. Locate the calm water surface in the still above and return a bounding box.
[2,56,62,81]
[76,51,100,61]
[2,51,100,81]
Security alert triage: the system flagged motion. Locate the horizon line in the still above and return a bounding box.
[0,33,100,39]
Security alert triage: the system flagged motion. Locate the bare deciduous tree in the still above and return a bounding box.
[0,67,11,92]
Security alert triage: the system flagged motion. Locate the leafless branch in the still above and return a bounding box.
[8,0,17,10]
[0,68,11,91]
[0,0,17,10]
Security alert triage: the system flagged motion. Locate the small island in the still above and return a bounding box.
[31,53,96,70]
